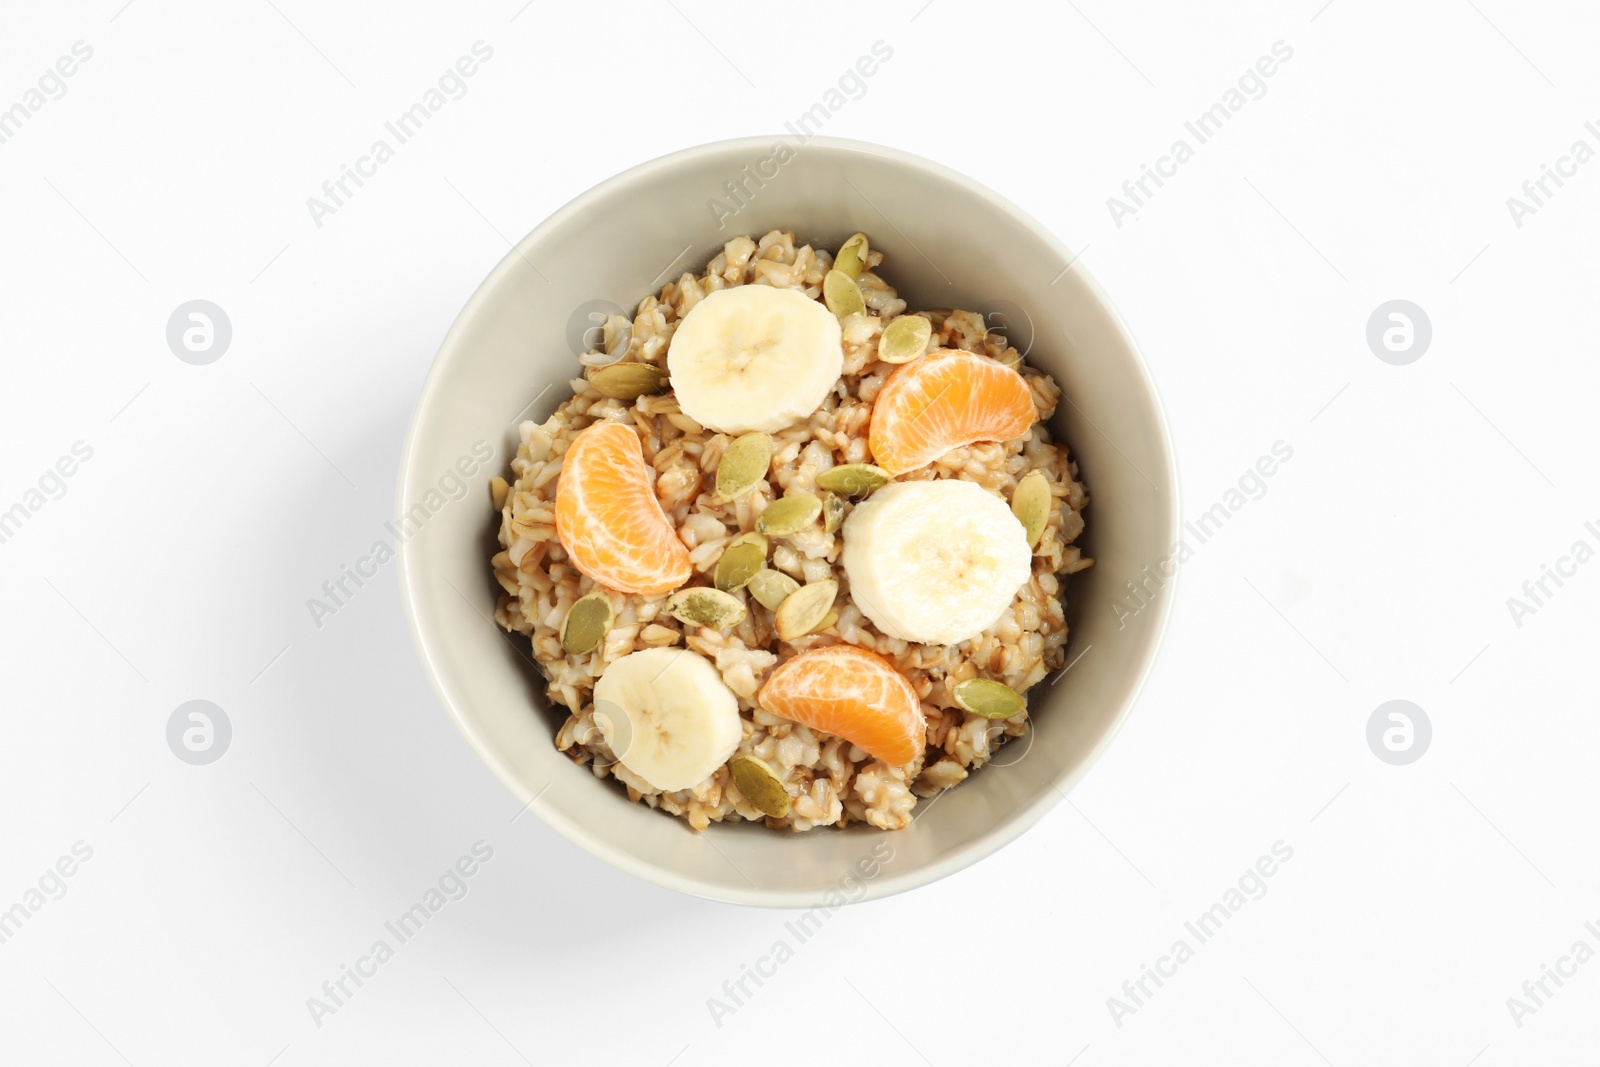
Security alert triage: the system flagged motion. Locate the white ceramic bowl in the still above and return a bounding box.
[398,136,1178,906]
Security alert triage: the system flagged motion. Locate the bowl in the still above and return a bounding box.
[397,136,1178,906]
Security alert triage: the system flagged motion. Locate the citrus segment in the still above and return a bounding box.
[554,420,692,596]
[868,349,1038,475]
[758,644,925,765]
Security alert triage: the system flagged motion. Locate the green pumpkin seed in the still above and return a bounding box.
[716,432,773,499]
[714,533,768,593]
[588,361,668,400]
[757,492,822,536]
[664,587,747,630]
[729,754,790,818]
[815,463,891,497]
[774,579,837,641]
[952,677,1026,719]
[878,315,932,364]
[834,232,870,279]
[823,269,866,319]
[810,608,839,635]
[559,590,614,655]
[1011,470,1053,549]
[747,569,800,611]
[820,491,845,534]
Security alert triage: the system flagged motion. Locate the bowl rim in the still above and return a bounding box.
[397,134,1181,907]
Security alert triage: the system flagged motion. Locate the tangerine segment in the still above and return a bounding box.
[758,644,926,766]
[554,420,692,597]
[868,349,1038,475]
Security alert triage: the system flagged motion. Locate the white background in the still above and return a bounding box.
[2,0,1597,1063]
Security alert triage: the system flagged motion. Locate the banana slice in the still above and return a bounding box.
[841,479,1032,646]
[667,285,843,434]
[591,648,742,792]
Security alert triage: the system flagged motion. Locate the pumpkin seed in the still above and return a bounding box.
[747,569,800,611]
[820,491,845,533]
[1011,470,1053,549]
[810,608,839,635]
[774,579,837,641]
[559,590,614,655]
[588,361,668,400]
[489,475,509,511]
[952,677,1026,720]
[823,269,866,319]
[716,431,772,499]
[834,232,870,279]
[878,315,932,364]
[714,533,768,593]
[729,754,790,818]
[757,492,822,536]
[815,463,891,496]
[664,587,747,630]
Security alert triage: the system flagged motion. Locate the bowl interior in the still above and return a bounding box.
[398,137,1178,906]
